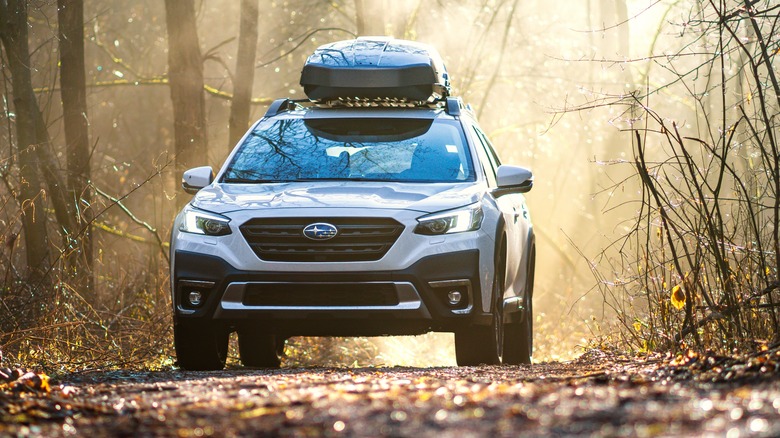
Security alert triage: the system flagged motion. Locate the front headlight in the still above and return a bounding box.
[179,206,232,236]
[414,203,484,235]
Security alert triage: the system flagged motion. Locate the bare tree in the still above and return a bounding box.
[592,0,780,351]
[613,0,630,57]
[355,0,386,36]
[57,0,93,293]
[164,0,208,197]
[354,0,423,38]
[477,0,519,119]
[228,0,259,149]
[0,0,50,281]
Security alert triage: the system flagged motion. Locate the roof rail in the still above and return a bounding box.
[445,97,464,116]
[264,98,296,117]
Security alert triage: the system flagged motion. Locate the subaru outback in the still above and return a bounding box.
[170,38,535,370]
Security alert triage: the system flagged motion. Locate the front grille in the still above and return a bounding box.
[242,283,400,307]
[240,217,404,262]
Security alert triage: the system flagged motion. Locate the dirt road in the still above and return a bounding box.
[2,351,780,437]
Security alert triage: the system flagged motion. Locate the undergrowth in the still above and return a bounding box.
[590,1,780,355]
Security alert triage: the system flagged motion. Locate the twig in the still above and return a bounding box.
[92,185,169,263]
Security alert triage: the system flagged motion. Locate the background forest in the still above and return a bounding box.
[0,0,778,369]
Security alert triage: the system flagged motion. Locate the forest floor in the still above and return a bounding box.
[2,349,780,437]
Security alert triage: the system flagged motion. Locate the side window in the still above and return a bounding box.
[479,131,503,169]
[469,126,497,187]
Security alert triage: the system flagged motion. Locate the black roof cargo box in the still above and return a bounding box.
[300,37,450,103]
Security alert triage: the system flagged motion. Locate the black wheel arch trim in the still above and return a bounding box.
[492,215,507,315]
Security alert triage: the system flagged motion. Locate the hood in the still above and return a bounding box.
[191,181,482,214]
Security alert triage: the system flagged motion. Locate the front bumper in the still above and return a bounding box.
[172,249,483,336]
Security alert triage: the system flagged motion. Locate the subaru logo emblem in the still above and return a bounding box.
[302,222,338,240]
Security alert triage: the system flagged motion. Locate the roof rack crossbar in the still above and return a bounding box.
[264,98,296,117]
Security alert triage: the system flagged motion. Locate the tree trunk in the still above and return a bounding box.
[477,0,518,119]
[614,0,630,60]
[0,0,51,281]
[228,0,259,149]
[355,0,386,36]
[57,0,93,294]
[599,0,631,77]
[164,0,208,202]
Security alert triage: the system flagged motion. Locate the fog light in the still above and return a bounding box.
[188,291,203,306]
[447,290,463,306]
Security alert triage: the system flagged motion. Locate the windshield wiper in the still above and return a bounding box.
[222,177,263,183]
[288,177,389,182]
[223,177,393,184]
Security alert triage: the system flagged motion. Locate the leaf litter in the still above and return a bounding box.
[1,349,779,436]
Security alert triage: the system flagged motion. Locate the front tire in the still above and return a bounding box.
[503,246,534,365]
[503,301,532,364]
[238,328,282,368]
[174,322,229,371]
[455,325,500,366]
[455,250,506,366]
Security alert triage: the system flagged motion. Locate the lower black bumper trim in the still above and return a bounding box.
[173,248,482,335]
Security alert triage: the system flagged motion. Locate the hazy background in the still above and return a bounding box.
[4,0,683,365]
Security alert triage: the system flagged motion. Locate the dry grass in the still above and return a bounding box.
[0,264,174,372]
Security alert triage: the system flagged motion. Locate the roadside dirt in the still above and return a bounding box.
[2,349,780,437]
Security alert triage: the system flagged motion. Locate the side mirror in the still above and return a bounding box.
[182,166,214,194]
[492,165,533,197]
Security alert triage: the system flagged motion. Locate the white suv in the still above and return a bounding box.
[170,38,535,370]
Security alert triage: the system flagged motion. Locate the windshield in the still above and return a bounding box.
[222,117,475,183]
